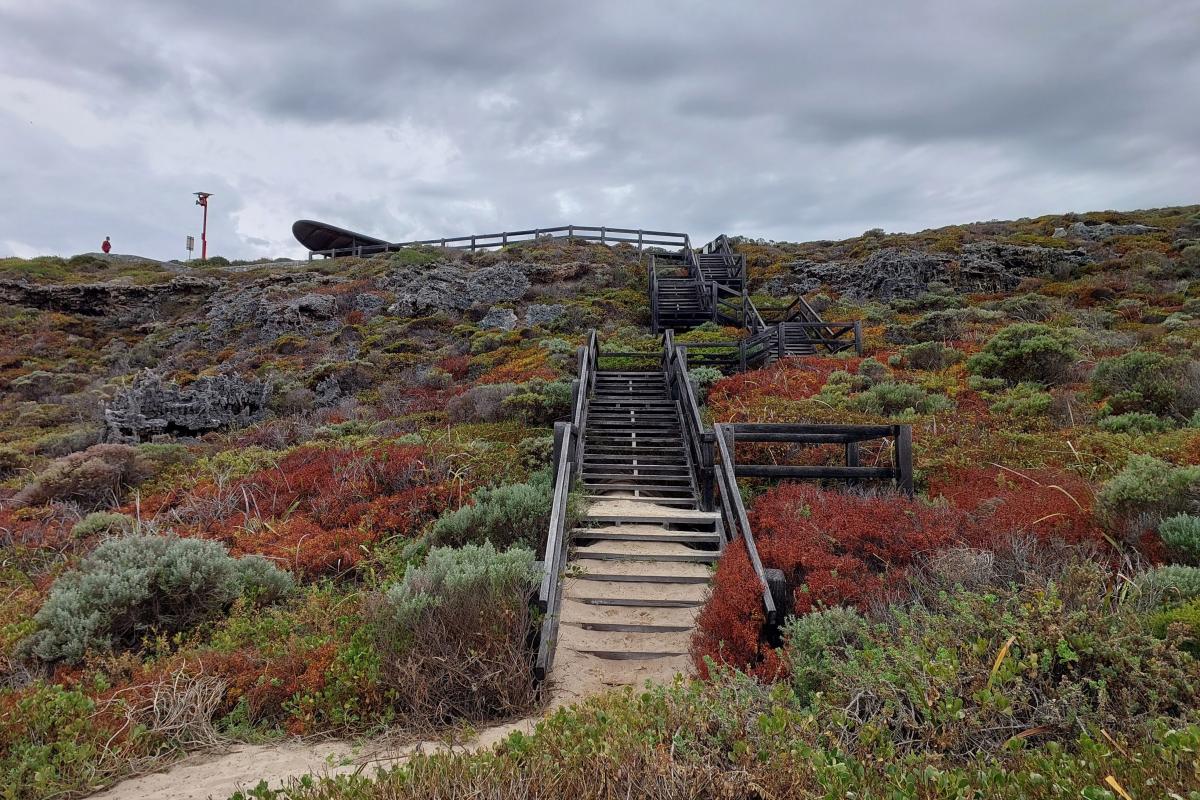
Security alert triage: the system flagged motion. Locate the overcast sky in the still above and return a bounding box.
[1,0,1197,260]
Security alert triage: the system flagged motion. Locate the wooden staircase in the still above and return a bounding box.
[550,366,722,693]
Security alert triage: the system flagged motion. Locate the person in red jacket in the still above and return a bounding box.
[101,236,112,254]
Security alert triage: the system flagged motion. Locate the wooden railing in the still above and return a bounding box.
[712,424,777,623]
[663,331,714,510]
[716,422,914,495]
[309,225,688,259]
[534,330,597,680]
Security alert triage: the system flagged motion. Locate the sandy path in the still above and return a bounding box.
[90,500,707,800]
[89,718,539,800]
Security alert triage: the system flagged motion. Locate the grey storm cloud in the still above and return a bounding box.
[0,0,1197,259]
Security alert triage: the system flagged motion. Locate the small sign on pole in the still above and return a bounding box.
[186,235,195,261]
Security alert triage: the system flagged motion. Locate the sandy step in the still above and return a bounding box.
[572,540,709,558]
[563,576,709,603]
[557,624,692,654]
[559,598,699,627]
[569,558,711,579]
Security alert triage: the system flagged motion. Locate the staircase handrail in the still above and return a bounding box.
[663,331,715,511]
[713,423,776,623]
[535,330,597,679]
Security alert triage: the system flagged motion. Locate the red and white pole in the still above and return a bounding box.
[194,192,213,260]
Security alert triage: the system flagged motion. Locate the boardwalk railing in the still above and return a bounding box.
[663,331,714,510]
[714,422,914,495]
[534,330,597,680]
[712,424,777,624]
[309,225,689,259]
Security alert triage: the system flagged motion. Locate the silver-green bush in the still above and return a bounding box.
[24,535,293,663]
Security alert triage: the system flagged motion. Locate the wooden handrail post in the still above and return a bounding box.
[700,431,715,511]
[776,324,785,361]
[853,321,864,356]
[638,229,644,251]
[895,425,914,495]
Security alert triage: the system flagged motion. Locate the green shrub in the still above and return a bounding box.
[966,323,1079,385]
[516,435,554,473]
[810,562,1200,755]
[372,542,540,725]
[501,380,573,425]
[1159,514,1200,565]
[688,366,723,399]
[69,511,133,539]
[901,341,962,371]
[782,607,867,703]
[1148,597,1200,657]
[1097,411,1173,435]
[996,292,1060,322]
[0,444,25,478]
[430,478,554,551]
[856,357,891,383]
[849,381,954,416]
[24,535,293,663]
[1137,565,1200,603]
[987,382,1053,418]
[1096,455,1200,535]
[907,307,1002,342]
[12,443,151,510]
[1091,350,1197,418]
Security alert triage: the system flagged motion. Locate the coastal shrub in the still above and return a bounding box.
[1091,350,1197,418]
[501,379,573,424]
[429,478,553,551]
[1137,565,1200,603]
[153,444,455,577]
[813,564,1200,755]
[849,381,953,415]
[996,292,1060,322]
[0,444,27,478]
[24,534,293,663]
[1096,454,1200,536]
[907,307,1001,342]
[930,467,1105,547]
[69,511,134,539]
[694,485,969,677]
[782,606,867,703]
[900,340,962,370]
[688,365,723,399]
[966,323,1079,385]
[987,382,1053,418]
[11,443,150,510]
[1159,514,1200,565]
[373,543,540,725]
[1148,598,1200,657]
[1097,411,1172,435]
[446,383,519,423]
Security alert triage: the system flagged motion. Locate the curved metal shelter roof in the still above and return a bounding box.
[291,219,388,253]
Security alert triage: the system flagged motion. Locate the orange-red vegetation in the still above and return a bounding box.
[145,444,457,577]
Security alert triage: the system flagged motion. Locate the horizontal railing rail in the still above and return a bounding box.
[720,422,914,495]
[310,225,690,259]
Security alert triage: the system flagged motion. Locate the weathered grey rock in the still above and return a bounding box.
[480,307,518,330]
[1052,221,1158,240]
[766,244,1091,302]
[202,278,344,345]
[525,303,566,327]
[352,293,388,318]
[0,275,221,317]
[385,263,529,316]
[105,372,271,441]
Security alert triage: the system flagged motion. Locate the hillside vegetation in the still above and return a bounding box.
[1,206,1199,799]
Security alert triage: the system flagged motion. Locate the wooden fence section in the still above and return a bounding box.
[714,422,914,496]
[309,225,689,259]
